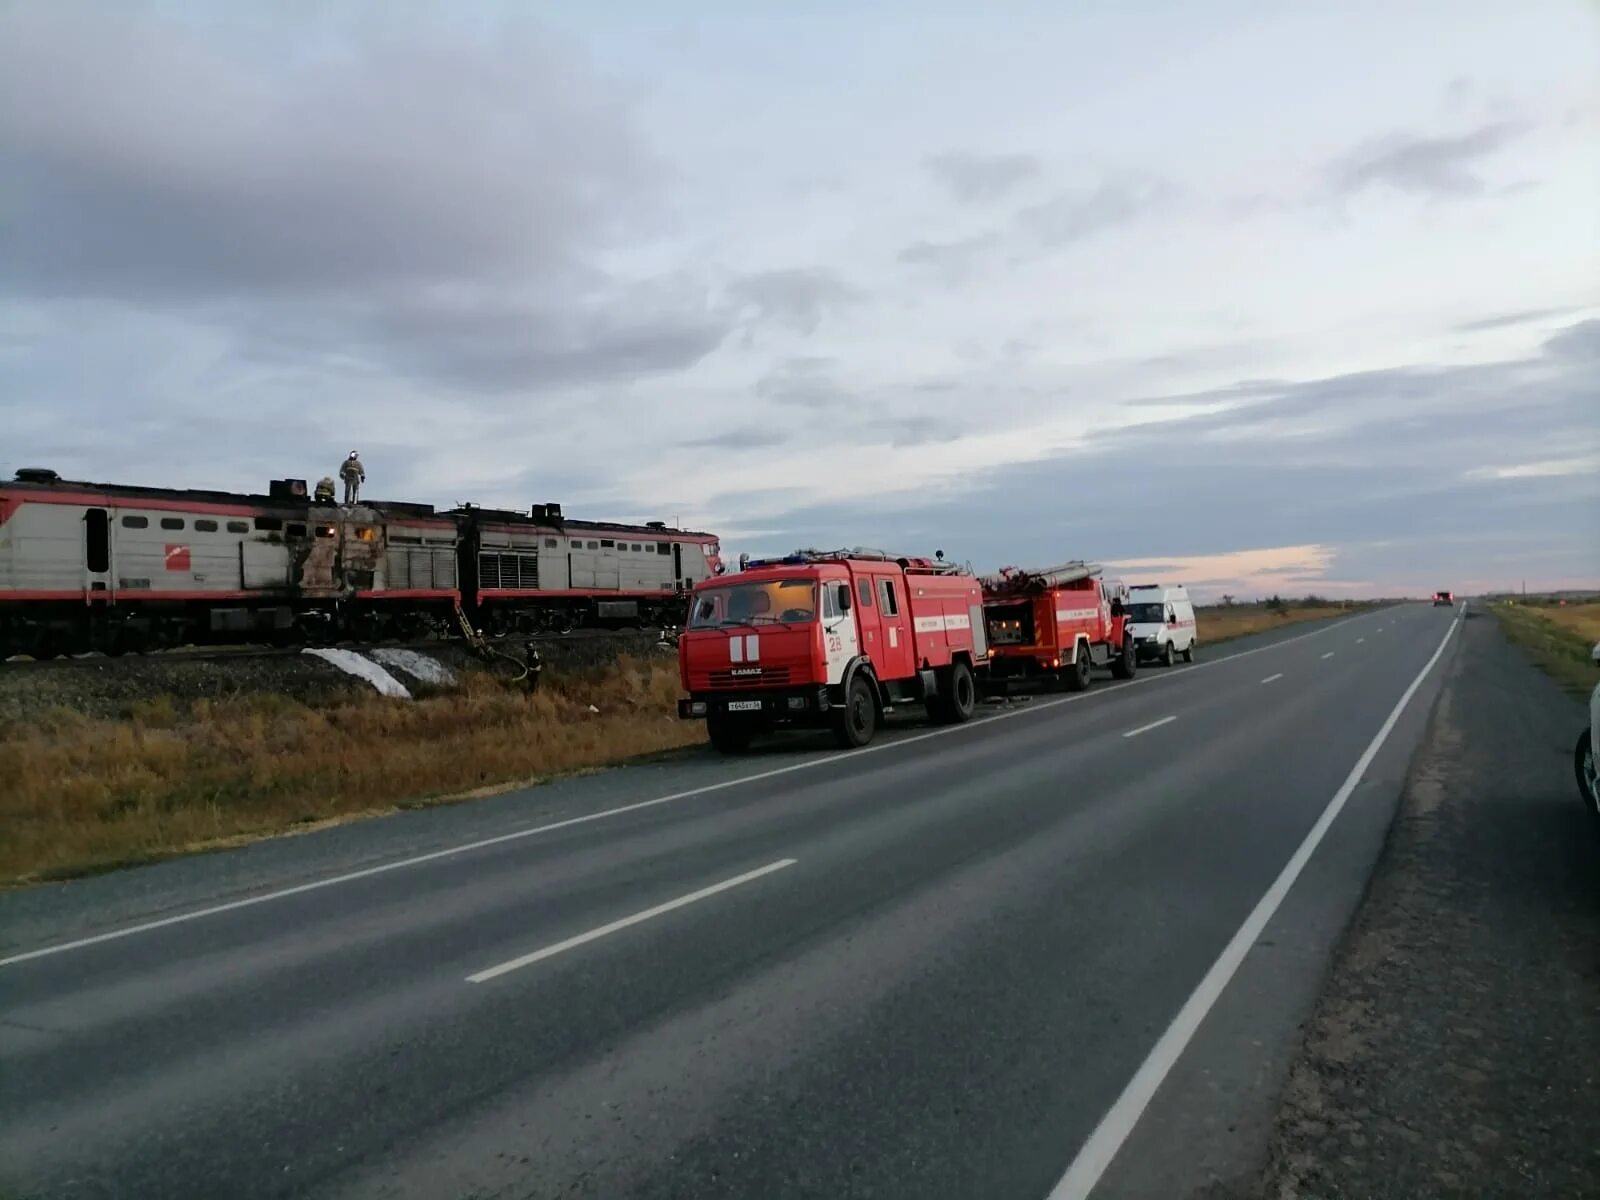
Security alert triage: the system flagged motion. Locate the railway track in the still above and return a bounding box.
[1,627,678,672]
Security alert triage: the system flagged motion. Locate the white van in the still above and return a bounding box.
[1124,584,1197,666]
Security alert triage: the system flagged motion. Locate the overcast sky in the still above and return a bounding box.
[2,1,1596,598]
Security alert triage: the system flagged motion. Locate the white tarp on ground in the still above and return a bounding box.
[302,648,412,698]
[369,647,457,686]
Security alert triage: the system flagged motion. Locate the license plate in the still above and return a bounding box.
[725,700,763,712]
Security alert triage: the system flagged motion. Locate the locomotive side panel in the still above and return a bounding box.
[2,499,84,593]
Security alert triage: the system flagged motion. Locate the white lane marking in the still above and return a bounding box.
[1047,612,1461,1200]
[0,606,1398,969]
[1260,673,1284,684]
[466,859,795,984]
[1321,652,1336,660]
[1122,716,1176,739]
[1356,637,1366,644]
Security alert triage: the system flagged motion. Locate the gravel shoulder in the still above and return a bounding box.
[1251,610,1600,1198]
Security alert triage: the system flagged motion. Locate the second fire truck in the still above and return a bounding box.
[677,548,988,752]
[982,561,1136,689]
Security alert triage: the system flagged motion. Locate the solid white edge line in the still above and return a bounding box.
[0,604,1399,969]
[1122,716,1177,739]
[1260,673,1284,684]
[466,858,796,984]
[1047,610,1461,1200]
[1357,637,1366,644]
[1321,652,1336,659]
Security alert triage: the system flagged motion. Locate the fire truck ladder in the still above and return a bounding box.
[983,560,1103,594]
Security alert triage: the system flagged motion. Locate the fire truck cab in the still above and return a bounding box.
[677,548,988,753]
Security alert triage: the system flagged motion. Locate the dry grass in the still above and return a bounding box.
[1490,601,1600,697]
[0,656,705,886]
[1197,602,1359,645]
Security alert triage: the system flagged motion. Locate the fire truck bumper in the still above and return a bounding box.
[679,686,834,722]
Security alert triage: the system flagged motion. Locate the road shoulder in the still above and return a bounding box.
[1249,611,1600,1198]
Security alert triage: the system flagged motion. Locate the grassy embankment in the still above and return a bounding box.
[0,656,705,886]
[1195,599,1362,646]
[1490,600,1600,697]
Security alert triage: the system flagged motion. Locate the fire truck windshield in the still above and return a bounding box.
[688,579,818,628]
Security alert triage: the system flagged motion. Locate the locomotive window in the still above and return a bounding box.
[657,542,671,555]
[286,523,307,539]
[632,543,643,552]
[355,526,376,542]
[160,517,184,531]
[315,525,336,538]
[227,520,249,533]
[857,579,873,608]
[545,538,558,548]
[255,517,282,531]
[601,539,615,548]
[121,515,149,529]
[195,519,218,532]
[587,540,599,550]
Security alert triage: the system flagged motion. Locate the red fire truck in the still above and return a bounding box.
[982,561,1136,690]
[677,548,989,752]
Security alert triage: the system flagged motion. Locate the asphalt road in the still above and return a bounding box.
[0,603,1461,1200]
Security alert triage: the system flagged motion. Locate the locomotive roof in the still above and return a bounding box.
[3,474,714,537]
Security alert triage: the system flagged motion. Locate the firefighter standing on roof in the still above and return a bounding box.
[340,451,365,505]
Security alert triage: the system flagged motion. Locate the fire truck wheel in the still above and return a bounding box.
[834,675,878,748]
[1065,646,1092,692]
[706,714,753,755]
[1111,636,1136,680]
[1182,639,1196,663]
[1161,641,1175,668]
[942,659,977,723]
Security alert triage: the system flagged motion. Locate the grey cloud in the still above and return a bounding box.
[1454,307,1583,333]
[1015,175,1173,247]
[863,416,963,447]
[754,357,853,408]
[900,171,1172,281]
[1543,318,1600,362]
[680,428,791,450]
[897,233,1003,279]
[924,151,1040,203]
[0,7,651,301]
[726,269,860,337]
[720,323,1600,591]
[1328,120,1526,198]
[0,6,732,395]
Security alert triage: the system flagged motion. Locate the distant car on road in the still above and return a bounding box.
[1576,640,1600,825]
[1432,590,1454,606]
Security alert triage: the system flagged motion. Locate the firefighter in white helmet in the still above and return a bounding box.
[339,451,365,505]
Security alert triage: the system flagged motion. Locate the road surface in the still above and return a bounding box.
[1,603,1460,1199]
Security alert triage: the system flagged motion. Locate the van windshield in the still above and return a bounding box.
[1126,603,1166,622]
[689,579,818,628]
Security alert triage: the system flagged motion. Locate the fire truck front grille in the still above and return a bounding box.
[708,667,792,687]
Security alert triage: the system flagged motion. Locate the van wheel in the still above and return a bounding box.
[1111,636,1136,680]
[1182,639,1196,664]
[1161,641,1175,668]
[1064,646,1092,692]
[707,714,753,755]
[938,659,977,724]
[833,675,878,748]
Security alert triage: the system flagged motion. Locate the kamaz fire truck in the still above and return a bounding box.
[982,561,1136,690]
[677,548,989,752]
